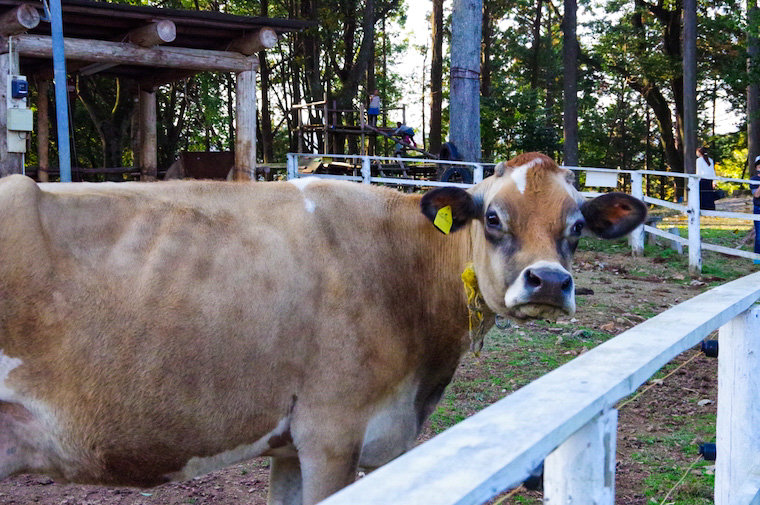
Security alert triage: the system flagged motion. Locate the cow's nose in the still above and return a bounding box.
[523,266,573,304]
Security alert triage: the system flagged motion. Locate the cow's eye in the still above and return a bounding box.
[571,220,585,235]
[485,210,501,229]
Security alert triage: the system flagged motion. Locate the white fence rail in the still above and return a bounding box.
[286,153,760,275]
[318,273,760,505]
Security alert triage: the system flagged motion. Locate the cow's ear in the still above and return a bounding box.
[420,187,480,234]
[580,192,647,239]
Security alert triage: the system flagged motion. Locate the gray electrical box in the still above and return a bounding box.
[7,108,33,131]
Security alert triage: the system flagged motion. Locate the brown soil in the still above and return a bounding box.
[0,247,735,505]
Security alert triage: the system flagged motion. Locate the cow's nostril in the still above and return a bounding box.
[561,276,572,291]
[525,269,542,288]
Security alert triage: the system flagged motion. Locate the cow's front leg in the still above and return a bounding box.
[268,456,303,505]
[293,413,365,505]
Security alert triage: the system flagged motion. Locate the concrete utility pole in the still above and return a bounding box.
[449,0,482,162]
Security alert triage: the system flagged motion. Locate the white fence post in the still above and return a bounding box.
[687,175,702,276]
[716,304,760,505]
[473,163,484,184]
[544,409,617,505]
[630,171,645,257]
[361,156,371,184]
[286,153,298,180]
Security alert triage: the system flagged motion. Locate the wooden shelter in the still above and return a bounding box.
[0,0,311,181]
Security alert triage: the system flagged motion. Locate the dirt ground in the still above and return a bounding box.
[0,245,739,505]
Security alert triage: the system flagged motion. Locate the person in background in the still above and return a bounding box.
[394,122,417,147]
[750,155,760,264]
[696,147,716,211]
[367,90,381,127]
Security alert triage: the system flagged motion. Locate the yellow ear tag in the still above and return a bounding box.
[434,205,453,234]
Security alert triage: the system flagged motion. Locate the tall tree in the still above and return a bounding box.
[562,0,578,167]
[748,0,760,169]
[429,0,444,154]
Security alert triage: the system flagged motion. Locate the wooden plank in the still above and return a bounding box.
[642,195,688,213]
[644,225,688,244]
[3,34,255,72]
[702,242,760,261]
[320,273,760,505]
[0,4,39,36]
[716,305,760,504]
[585,170,619,188]
[702,209,760,221]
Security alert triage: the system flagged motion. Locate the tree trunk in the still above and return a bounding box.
[748,0,760,171]
[530,0,543,90]
[562,0,579,167]
[429,0,444,154]
[259,0,274,163]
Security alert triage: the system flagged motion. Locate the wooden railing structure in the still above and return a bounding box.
[286,152,760,504]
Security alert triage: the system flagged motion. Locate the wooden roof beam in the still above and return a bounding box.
[79,20,177,76]
[0,4,39,37]
[1,33,256,73]
[226,27,277,55]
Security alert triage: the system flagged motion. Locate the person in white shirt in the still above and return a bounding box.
[696,147,716,210]
[367,90,381,127]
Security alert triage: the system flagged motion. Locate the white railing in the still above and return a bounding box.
[286,153,760,275]
[318,273,760,505]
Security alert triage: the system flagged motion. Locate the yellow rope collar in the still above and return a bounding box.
[461,262,489,355]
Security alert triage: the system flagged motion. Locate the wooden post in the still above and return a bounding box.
[234,56,258,181]
[687,175,702,276]
[449,0,482,162]
[748,0,760,172]
[0,4,40,36]
[716,304,760,505]
[139,88,157,181]
[361,156,371,184]
[37,79,49,182]
[630,171,645,256]
[286,152,298,180]
[0,50,23,177]
[544,409,617,505]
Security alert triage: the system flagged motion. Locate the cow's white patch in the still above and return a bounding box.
[304,199,316,214]
[360,375,419,470]
[0,351,23,401]
[167,416,293,481]
[504,260,575,314]
[509,158,543,194]
[288,177,318,192]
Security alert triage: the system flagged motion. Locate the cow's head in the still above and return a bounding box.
[421,152,647,321]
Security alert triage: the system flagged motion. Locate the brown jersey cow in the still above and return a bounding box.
[0,153,645,505]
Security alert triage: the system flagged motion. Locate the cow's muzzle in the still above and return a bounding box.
[503,261,576,320]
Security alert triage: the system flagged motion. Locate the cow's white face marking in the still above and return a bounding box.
[166,416,293,481]
[509,158,543,194]
[0,351,22,401]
